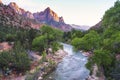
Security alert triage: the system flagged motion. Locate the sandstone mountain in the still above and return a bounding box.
[0,2,41,29]
[33,7,72,31]
[33,7,65,24]
[7,2,72,31]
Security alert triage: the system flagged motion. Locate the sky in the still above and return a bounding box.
[3,0,116,26]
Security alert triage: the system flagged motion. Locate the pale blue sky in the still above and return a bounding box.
[3,0,116,26]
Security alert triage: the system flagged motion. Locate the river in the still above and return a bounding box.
[45,43,90,80]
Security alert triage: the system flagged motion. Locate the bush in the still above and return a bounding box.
[0,43,31,73]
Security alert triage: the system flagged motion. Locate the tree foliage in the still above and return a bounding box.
[32,35,47,52]
[0,42,31,73]
[71,30,100,51]
[0,25,40,49]
[63,29,84,43]
[92,49,112,67]
[32,25,63,54]
[71,1,120,79]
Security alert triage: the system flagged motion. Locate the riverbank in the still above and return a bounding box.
[83,51,105,80]
[87,64,105,80]
[0,48,67,80]
[25,49,68,80]
[82,51,93,57]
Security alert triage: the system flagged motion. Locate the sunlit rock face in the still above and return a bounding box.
[33,7,60,23]
[8,2,24,15]
[8,2,34,19]
[33,7,72,31]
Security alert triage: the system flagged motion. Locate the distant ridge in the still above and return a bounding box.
[8,2,72,31]
[71,24,90,31]
[0,0,90,31]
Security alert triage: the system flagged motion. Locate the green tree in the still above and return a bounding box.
[0,42,31,73]
[72,30,100,51]
[32,25,63,54]
[92,49,112,67]
[71,29,83,39]
[71,38,84,51]
[102,0,120,30]
[32,35,47,52]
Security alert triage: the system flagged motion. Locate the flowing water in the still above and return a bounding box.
[46,43,90,80]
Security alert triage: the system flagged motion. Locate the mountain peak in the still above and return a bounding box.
[8,2,25,15]
[33,7,72,31]
[44,7,54,15]
[9,2,19,8]
[35,7,60,22]
[9,2,20,12]
[45,7,51,11]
